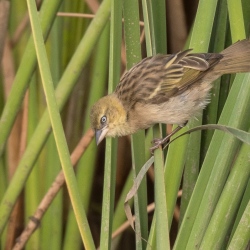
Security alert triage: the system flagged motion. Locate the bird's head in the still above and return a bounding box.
[90,94,129,145]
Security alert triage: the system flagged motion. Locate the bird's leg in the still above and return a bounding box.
[150,123,186,152]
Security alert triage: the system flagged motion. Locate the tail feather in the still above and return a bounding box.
[215,39,250,74]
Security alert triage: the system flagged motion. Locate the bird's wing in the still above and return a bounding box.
[115,50,223,108]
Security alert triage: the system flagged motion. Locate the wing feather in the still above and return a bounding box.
[115,50,223,108]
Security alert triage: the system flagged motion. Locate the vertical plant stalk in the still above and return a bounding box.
[229,179,250,243]
[26,0,95,248]
[175,73,250,249]
[63,23,110,250]
[179,4,249,248]
[40,16,63,250]
[227,200,250,250]
[0,0,63,156]
[0,0,111,237]
[227,0,246,41]
[180,0,228,225]
[154,148,170,250]
[165,0,218,234]
[12,129,94,250]
[141,0,170,249]
[123,0,148,248]
[99,0,122,249]
[200,133,250,249]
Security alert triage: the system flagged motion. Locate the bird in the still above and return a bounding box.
[90,39,250,150]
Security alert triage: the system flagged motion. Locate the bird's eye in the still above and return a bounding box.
[100,115,107,124]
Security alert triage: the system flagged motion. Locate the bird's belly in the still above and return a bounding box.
[134,81,213,127]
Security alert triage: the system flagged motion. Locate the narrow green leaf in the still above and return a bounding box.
[0,0,111,236]
[200,135,250,249]
[175,73,250,249]
[227,0,246,41]
[0,0,63,156]
[26,0,95,248]
[100,0,122,249]
[123,0,148,248]
[227,201,250,250]
[170,124,250,146]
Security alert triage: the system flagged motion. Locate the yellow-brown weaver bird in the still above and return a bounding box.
[90,40,250,150]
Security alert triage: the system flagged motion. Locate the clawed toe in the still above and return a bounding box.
[151,138,163,144]
[149,125,185,153]
[150,143,161,154]
[150,137,170,153]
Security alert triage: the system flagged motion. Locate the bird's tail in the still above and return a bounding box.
[214,39,250,74]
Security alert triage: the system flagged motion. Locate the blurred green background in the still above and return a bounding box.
[0,0,249,249]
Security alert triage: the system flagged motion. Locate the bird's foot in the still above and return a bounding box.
[150,125,185,153]
[150,135,171,153]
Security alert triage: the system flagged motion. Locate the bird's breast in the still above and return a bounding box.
[130,80,213,127]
